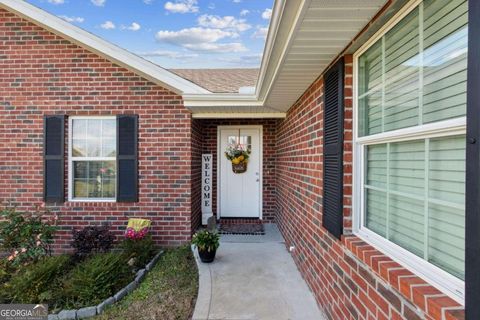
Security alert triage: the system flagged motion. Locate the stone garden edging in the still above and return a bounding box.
[48,251,164,320]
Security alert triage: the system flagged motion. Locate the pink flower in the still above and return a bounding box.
[7,255,14,261]
[100,168,107,174]
[21,248,27,253]
[36,240,41,246]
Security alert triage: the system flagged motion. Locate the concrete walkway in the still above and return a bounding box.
[192,224,325,320]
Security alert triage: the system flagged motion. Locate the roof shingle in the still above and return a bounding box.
[169,68,259,93]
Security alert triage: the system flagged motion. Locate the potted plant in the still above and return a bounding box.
[225,144,250,173]
[192,230,220,263]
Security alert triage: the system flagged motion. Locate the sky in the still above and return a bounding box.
[25,0,273,69]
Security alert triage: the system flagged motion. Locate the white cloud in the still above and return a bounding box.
[262,8,272,20]
[156,27,247,53]
[100,21,115,30]
[198,15,251,32]
[48,0,65,4]
[59,15,84,23]
[156,27,238,44]
[252,27,268,39]
[91,0,106,6]
[164,0,199,14]
[183,42,247,53]
[232,0,242,3]
[240,9,249,16]
[123,22,141,31]
[139,50,198,59]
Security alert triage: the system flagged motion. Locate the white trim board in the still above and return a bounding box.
[192,113,286,119]
[0,0,209,95]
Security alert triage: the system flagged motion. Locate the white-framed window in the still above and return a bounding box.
[353,0,467,303]
[68,116,117,202]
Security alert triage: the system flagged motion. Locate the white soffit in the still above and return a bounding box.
[0,0,209,95]
[263,0,387,111]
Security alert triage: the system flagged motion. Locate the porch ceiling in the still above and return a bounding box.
[261,0,387,112]
[184,0,389,118]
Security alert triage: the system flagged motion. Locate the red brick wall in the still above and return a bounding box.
[193,119,278,222]
[275,55,464,320]
[0,9,194,251]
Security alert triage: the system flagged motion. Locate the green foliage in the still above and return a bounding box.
[1,255,71,307]
[191,230,220,252]
[62,253,132,308]
[0,206,57,266]
[96,246,198,320]
[120,235,156,269]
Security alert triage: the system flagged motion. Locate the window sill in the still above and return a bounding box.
[342,235,464,320]
[65,199,117,206]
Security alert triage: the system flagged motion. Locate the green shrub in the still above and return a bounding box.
[0,206,57,266]
[192,230,220,252]
[1,255,71,307]
[120,235,156,268]
[62,253,132,308]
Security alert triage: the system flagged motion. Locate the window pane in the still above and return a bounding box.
[422,0,467,123]
[73,179,88,198]
[359,90,382,136]
[74,161,87,179]
[428,135,465,280]
[363,135,465,280]
[365,188,387,237]
[72,139,86,157]
[103,120,116,138]
[429,135,466,203]
[389,140,424,195]
[388,194,424,258]
[73,161,116,199]
[357,0,467,137]
[428,203,465,280]
[384,8,420,132]
[227,135,252,153]
[358,40,383,96]
[102,138,116,157]
[72,119,86,138]
[366,144,387,188]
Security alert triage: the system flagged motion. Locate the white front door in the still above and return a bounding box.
[219,126,262,218]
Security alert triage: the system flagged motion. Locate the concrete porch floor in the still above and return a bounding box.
[192,224,325,320]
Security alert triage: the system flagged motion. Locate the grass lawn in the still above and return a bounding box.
[96,245,199,320]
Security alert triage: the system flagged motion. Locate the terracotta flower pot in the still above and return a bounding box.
[198,247,217,263]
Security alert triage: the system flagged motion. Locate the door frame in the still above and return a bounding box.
[217,125,263,220]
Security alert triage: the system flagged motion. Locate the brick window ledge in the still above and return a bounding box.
[342,235,465,320]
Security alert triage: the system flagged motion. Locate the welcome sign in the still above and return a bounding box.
[201,154,213,224]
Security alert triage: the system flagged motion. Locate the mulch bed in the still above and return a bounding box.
[218,223,265,235]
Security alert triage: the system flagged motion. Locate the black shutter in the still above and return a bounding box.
[466,1,480,319]
[322,58,344,239]
[43,115,65,203]
[116,115,138,202]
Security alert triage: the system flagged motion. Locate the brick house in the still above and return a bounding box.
[0,0,478,319]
